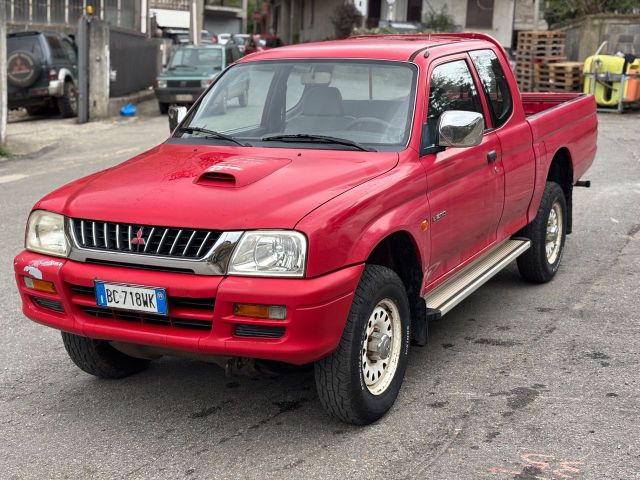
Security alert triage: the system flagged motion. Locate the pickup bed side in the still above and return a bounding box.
[525,93,598,226]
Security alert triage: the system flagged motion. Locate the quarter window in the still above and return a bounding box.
[470,49,513,127]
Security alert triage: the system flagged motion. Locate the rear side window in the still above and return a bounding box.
[470,49,513,128]
[426,59,484,144]
[45,35,66,61]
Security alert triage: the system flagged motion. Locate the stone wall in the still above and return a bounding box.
[557,14,640,62]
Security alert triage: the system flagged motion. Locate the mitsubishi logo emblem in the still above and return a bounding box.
[131,228,146,248]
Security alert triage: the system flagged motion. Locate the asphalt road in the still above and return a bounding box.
[0,108,638,479]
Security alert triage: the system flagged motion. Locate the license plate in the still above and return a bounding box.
[176,94,193,102]
[95,281,168,315]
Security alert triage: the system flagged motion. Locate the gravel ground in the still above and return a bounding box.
[0,108,638,479]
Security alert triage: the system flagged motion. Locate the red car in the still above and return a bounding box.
[14,33,596,424]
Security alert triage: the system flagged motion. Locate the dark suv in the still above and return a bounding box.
[7,31,78,117]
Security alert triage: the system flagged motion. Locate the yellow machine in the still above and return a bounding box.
[583,55,640,107]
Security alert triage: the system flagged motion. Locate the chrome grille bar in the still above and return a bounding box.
[70,218,224,261]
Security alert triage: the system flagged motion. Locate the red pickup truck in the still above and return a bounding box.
[14,33,597,425]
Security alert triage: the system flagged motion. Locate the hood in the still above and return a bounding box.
[158,68,222,80]
[36,143,399,230]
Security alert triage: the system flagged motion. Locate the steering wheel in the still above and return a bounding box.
[346,117,391,132]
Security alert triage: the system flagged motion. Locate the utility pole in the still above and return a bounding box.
[191,0,203,45]
[0,3,7,147]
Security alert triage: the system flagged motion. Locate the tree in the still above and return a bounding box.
[331,3,362,39]
[544,0,638,26]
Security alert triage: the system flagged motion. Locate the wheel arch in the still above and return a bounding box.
[546,147,574,234]
[365,230,427,346]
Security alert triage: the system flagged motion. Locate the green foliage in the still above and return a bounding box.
[544,0,638,26]
[0,146,10,157]
[423,5,456,32]
[331,3,363,39]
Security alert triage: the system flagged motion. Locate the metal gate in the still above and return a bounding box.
[109,27,160,97]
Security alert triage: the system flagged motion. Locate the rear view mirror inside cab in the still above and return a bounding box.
[301,71,332,86]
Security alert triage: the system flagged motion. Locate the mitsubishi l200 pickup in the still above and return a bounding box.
[14,33,597,425]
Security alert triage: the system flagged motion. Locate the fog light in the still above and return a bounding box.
[24,276,56,293]
[233,303,287,320]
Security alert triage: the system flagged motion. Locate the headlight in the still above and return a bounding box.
[228,231,306,277]
[201,79,213,88]
[156,79,167,89]
[25,210,69,257]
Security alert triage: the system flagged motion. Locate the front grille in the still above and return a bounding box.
[167,80,201,88]
[68,283,215,331]
[71,219,222,259]
[235,324,285,339]
[31,296,64,313]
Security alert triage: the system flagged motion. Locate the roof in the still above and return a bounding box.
[240,35,466,62]
[240,33,501,62]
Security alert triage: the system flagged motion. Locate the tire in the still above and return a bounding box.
[7,50,39,88]
[238,88,248,107]
[158,102,169,115]
[315,265,411,425]
[61,332,150,379]
[57,80,78,118]
[517,181,567,283]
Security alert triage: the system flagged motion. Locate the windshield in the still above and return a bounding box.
[179,60,417,150]
[168,47,223,70]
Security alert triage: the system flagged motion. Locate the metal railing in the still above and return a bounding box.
[6,0,136,29]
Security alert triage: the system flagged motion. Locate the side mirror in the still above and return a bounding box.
[437,110,484,148]
[168,105,187,132]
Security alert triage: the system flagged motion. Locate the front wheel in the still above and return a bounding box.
[314,265,410,425]
[158,102,169,114]
[517,181,567,283]
[61,332,150,379]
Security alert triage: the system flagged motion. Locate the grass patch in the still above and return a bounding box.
[0,145,10,157]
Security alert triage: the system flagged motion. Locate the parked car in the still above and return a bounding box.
[217,33,233,45]
[154,43,245,114]
[253,34,283,51]
[234,34,258,55]
[7,31,78,117]
[15,33,597,425]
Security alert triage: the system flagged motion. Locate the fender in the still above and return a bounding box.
[297,158,429,278]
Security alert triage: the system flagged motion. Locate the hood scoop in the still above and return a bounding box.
[195,156,291,188]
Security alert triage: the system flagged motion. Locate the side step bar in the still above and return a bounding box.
[424,238,531,317]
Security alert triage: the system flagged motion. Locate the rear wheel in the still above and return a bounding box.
[57,80,78,118]
[315,265,410,425]
[517,181,567,283]
[61,332,150,379]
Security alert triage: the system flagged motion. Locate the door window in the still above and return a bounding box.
[426,59,484,145]
[469,49,513,128]
[61,39,77,63]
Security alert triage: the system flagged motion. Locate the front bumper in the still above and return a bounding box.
[14,251,363,365]
[154,87,205,104]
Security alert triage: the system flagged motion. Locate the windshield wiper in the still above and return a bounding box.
[261,134,376,152]
[177,126,249,147]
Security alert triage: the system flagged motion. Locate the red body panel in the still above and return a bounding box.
[14,33,597,363]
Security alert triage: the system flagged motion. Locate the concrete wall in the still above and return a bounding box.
[298,0,340,42]
[423,0,514,47]
[558,14,640,62]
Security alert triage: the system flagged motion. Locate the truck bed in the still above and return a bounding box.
[524,92,598,184]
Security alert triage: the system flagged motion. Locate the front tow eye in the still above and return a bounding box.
[367,332,392,361]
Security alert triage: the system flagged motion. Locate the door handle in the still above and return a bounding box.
[487,150,497,163]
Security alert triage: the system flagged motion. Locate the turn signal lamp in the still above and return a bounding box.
[24,277,56,293]
[234,303,287,320]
